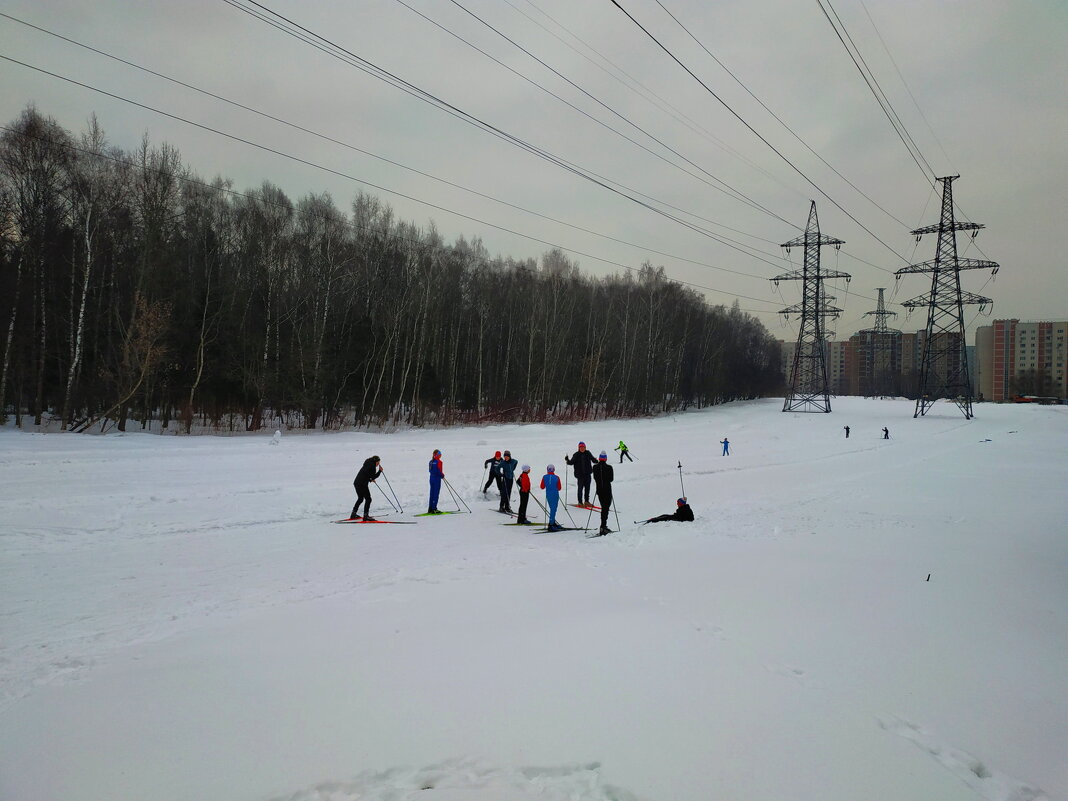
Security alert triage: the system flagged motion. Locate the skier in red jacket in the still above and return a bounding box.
[516,464,533,524]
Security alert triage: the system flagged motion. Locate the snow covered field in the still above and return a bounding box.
[1,397,1065,801]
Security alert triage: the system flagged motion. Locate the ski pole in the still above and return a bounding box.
[530,492,551,523]
[380,470,404,513]
[561,497,578,528]
[614,501,621,532]
[585,503,595,531]
[442,477,472,513]
[373,481,399,513]
[480,462,488,493]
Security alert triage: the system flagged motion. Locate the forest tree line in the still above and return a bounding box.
[0,106,784,433]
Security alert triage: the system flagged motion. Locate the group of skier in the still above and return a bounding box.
[481,441,617,534]
[349,439,694,535]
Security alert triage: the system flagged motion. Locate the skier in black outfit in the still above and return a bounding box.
[564,441,597,506]
[499,450,518,512]
[350,455,382,520]
[644,498,694,524]
[483,451,503,494]
[590,450,614,535]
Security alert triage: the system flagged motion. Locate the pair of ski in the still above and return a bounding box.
[490,507,586,534]
[333,514,416,525]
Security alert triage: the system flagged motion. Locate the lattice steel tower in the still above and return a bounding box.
[895,176,997,419]
[859,288,900,398]
[775,201,850,413]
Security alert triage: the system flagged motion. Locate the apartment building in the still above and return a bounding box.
[976,319,1068,401]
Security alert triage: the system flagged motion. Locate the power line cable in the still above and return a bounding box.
[217,0,793,248]
[0,12,792,279]
[0,68,782,310]
[428,0,790,224]
[815,0,936,184]
[508,0,805,202]
[857,0,953,174]
[651,0,912,231]
[608,0,911,267]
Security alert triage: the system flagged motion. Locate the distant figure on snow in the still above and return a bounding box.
[882,427,890,440]
[720,437,730,456]
[844,425,850,438]
[428,449,444,514]
[591,451,615,536]
[499,450,518,513]
[541,464,563,531]
[270,429,281,446]
[614,440,633,463]
[516,464,532,525]
[644,498,694,524]
[483,451,503,494]
[351,455,382,521]
[565,441,597,506]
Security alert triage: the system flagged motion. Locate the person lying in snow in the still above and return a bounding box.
[643,498,694,524]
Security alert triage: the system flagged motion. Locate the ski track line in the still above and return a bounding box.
[878,716,1051,801]
[266,757,646,801]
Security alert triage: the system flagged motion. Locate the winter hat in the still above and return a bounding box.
[372,455,381,462]
[433,449,441,456]
[599,451,608,460]
[677,497,687,505]
[521,464,530,472]
[578,441,586,448]
[547,464,555,472]
[503,450,511,457]
[495,450,502,458]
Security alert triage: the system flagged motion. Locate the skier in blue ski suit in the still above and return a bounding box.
[540,464,562,530]
[428,449,444,513]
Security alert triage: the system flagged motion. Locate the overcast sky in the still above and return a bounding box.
[1,0,1065,338]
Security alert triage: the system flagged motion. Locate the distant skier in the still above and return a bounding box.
[350,455,382,521]
[516,464,532,524]
[614,440,633,463]
[483,451,503,494]
[540,464,563,532]
[565,441,596,506]
[882,427,890,440]
[720,437,730,456]
[591,451,615,535]
[844,425,850,438]
[428,449,444,514]
[499,450,518,513]
[643,498,694,524]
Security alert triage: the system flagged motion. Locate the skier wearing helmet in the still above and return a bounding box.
[540,464,563,532]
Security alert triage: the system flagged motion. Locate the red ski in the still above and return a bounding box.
[334,518,416,525]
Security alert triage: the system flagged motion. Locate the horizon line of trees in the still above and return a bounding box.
[0,106,784,433]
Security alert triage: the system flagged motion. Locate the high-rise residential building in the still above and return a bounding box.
[975,319,1068,401]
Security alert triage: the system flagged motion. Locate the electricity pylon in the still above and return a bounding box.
[895,176,997,419]
[775,201,850,413]
[859,288,900,398]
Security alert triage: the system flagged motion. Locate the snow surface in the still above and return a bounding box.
[1,397,1065,801]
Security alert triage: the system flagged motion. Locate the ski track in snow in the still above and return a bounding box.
[268,758,644,801]
[879,717,1052,801]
